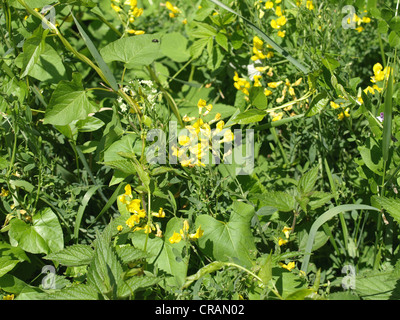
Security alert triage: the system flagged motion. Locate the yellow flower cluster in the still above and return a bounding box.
[111,0,145,35]
[296,0,314,10]
[165,1,181,18]
[169,220,204,244]
[174,99,233,168]
[278,226,292,246]
[234,72,251,96]
[357,63,392,104]
[279,261,296,271]
[118,184,165,237]
[348,12,371,32]
[269,3,287,38]
[329,101,350,121]
[251,36,274,61]
[0,187,10,197]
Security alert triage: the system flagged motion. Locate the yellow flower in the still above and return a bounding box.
[264,88,273,96]
[278,237,288,246]
[253,75,262,87]
[330,101,340,109]
[178,135,191,146]
[275,6,283,17]
[111,3,121,12]
[189,226,204,240]
[126,214,140,228]
[271,16,287,29]
[362,16,371,23]
[306,0,314,10]
[282,226,292,239]
[2,294,14,300]
[165,1,181,17]
[152,207,165,218]
[155,224,163,237]
[169,231,182,244]
[279,261,295,271]
[355,26,364,32]
[117,225,123,232]
[265,1,273,9]
[0,188,10,197]
[267,81,283,88]
[337,108,350,121]
[271,112,284,122]
[127,29,145,35]
[277,30,286,38]
[127,199,141,213]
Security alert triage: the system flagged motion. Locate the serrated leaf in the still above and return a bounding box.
[254,192,295,212]
[115,246,147,264]
[44,244,94,267]
[46,284,100,300]
[118,275,160,298]
[372,196,400,225]
[297,166,319,195]
[356,269,400,300]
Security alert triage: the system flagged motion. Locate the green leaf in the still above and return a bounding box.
[215,32,228,51]
[196,201,256,268]
[208,0,310,74]
[44,73,98,126]
[300,204,380,274]
[115,246,147,264]
[44,244,94,267]
[306,91,329,117]
[160,32,190,62]
[0,242,30,277]
[118,275,160,298]
[231,109,266,125]
[372,196,400,225]
[9,208,64,255]
[254,192,295,212]
[297,166,319,195]
[71,12,118,91]
[86,231,124,298]
[100,34,162,68]
[356,268,400,300]
[382,68,393,161]
[249,86,268,110]
[46,284,100,300]
[21,27,47,78]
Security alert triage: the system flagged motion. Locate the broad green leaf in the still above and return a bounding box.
[118,275,160,298]
[232,109,266,125]
[182,261,226,289]
[306,91,329,117]
[21,27,47,77]
[0,242,30,277]
[46,284,100,300]
[86,231,124,298]
[215,32,228,51]
[196,201,256,268]
[372,196,400,225]
[100,34,162,68]
[115,245,147,264]
[358,137,384,176]
[44,73,98,126]
[297,166,319,195]
[15,43,67,83]
[249,86,268,110]
[0,274,43,297]
[254,192,295,212]
[160,32,190,62]
[9,208,64,255]
[131,217,189,287]
[44,244,94,267]
[356,268,400,300]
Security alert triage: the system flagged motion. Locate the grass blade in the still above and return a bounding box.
[74,185,101,242]
[208,0,311,74]
[382,69,393,162]
[301,204,380,274]
[71,12,119,91]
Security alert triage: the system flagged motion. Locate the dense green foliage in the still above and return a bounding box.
[1,0,400,300]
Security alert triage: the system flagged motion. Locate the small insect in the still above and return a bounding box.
[152,39,159,43]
